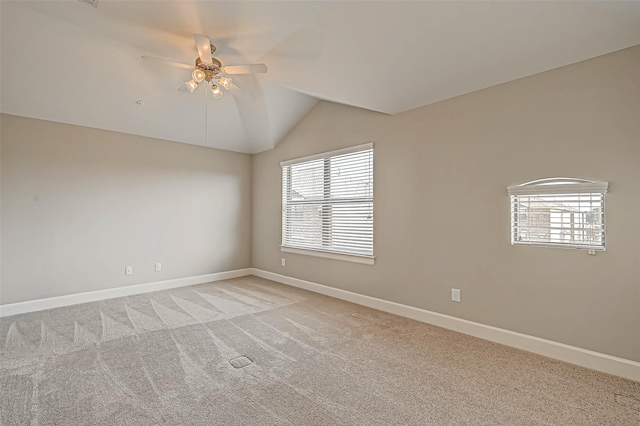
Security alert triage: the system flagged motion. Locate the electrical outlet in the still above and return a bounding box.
[125,266,133,276]
[451,288,461,303]
[155,262,162,272]
[281,258,286,267]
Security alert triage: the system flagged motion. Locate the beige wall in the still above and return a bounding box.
[1,114,251,304]
[2,47,638,363]
[252,46,640,362]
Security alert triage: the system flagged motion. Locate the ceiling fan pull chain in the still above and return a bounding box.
[205,82,209,143]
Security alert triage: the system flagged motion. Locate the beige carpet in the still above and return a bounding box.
[1,276,639,425]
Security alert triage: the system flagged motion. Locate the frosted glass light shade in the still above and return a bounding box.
[211,84,223,99]
[185,79,198,93]
[218,76,233,90]
[192,69,206,83]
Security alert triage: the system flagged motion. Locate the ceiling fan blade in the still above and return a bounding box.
[141,55,193,70]
[222,64,268,75]
[194,34,213,65]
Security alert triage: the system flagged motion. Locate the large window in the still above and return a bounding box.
[281,143,374,264]
[507,178,608,251]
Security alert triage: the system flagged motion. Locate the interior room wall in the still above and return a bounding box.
[1,114,251,304]
[252,46,640,362]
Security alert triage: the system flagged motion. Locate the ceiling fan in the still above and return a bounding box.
[142,34,267,99]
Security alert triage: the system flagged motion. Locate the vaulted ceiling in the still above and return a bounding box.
[2,1,640,153]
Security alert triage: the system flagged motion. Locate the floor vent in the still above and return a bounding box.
[79,0,99,7]
[229,355,253,369]
[350,312,368,320]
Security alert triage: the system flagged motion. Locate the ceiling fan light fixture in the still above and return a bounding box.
[152,35,267,100]
[211,84,223,99]
[192,69,206,83]
[218,76,233,90]
[185,79,198,93]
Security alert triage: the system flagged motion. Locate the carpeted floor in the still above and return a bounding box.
[1,276,639,425]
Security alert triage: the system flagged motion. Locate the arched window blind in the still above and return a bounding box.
[507,178,608,251]
[281,143,374,263]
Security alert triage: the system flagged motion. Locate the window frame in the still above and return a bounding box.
[280,143,375,265]
[507,178,608,251]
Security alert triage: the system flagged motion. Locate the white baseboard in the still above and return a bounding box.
[3,267,638,382]
[250,268,640,383]
[0,268,252,317]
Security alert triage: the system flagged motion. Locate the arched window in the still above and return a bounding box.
[507,178,608,252]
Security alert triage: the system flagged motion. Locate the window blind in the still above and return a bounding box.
[282,144,374,258]
[507,178,608,250]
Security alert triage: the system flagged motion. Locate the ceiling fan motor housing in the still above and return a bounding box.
[195,57,223,82]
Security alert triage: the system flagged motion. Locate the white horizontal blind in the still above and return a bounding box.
[282,145,373,257]
[509,179,607,250]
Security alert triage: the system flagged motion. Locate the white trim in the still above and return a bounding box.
[507,178,608,195]
[0,268,252,317]
[280,142,373,167]
[250,268,640,383]
[512,241,606,251]
[280,246,375,265]
[4,267,637,382]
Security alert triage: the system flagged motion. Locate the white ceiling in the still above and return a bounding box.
[2,1,640,154]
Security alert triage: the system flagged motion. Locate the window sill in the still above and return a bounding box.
[280,246,375,265]
[512,242,605,251]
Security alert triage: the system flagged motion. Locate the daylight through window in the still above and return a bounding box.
[281,144,374,262]
[507,178,608,250]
